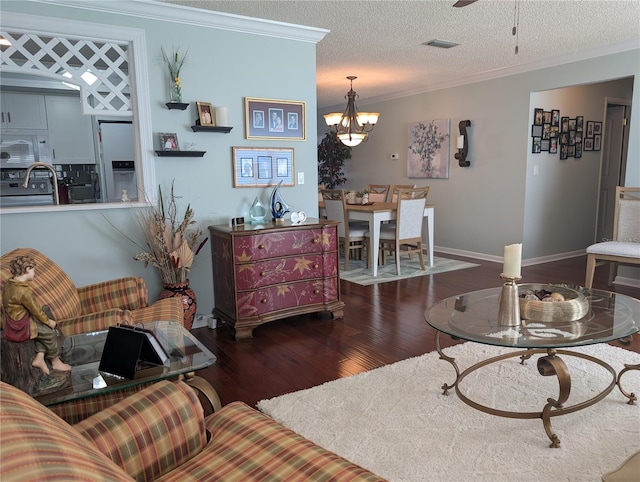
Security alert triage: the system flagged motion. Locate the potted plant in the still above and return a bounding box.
[318,131,351,189]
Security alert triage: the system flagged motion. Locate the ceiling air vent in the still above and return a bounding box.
[422,39,459,49]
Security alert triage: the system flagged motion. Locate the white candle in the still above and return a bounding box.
[457,135,465,149]
[503,243,522,278]
[215,107,229,126]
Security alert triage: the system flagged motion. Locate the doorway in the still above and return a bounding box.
[595,98,631,243]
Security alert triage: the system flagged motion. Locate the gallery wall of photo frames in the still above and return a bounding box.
[531,108,601,160]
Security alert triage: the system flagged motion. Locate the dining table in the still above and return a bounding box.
[320,201,435,277]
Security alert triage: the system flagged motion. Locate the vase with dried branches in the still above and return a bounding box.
[131,181,207,329]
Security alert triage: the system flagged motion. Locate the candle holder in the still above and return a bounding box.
[497,273,522,327]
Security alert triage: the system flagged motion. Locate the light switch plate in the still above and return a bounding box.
[298,172,305,184]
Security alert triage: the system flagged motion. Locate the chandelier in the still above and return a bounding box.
[324,76,380,147]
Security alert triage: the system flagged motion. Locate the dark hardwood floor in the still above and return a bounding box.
[192,254,640,410]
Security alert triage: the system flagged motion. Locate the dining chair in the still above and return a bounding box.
[387,184,417,203]
[321,189,368,270]
[366,184,390,203]
[366,186,429,275]
[585,186,640,288]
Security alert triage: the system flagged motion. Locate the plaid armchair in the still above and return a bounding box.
[1,248,183,335]
[1,380,385,481]
[0,247,184,422]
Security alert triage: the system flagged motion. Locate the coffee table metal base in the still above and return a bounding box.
[435,332,637,448]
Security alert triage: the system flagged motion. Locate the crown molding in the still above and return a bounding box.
[327,38,640,111]
[32,0,329,43]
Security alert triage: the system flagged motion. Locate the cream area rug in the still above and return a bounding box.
[258,343,640,482]
[339,256,479,285]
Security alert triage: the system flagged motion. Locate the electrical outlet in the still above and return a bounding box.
[298,172,305,184]
[194,313,216,329]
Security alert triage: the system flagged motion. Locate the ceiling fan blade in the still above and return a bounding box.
[453,0,479,7]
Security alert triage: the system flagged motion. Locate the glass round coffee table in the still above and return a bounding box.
[425,285,640,448]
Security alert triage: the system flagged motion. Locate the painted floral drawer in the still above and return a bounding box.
[235,254,324,290]
[237,277,339,318]
[232,228,335,262]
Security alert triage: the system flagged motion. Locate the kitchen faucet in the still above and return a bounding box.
[22,162,60,205]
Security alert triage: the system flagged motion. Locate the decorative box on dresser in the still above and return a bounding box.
[208,219,345,340]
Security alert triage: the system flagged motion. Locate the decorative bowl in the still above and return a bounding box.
[518,284,589,322]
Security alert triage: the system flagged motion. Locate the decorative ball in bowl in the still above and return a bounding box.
[518,284,589,322]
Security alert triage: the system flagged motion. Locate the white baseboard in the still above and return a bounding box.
[434,246,585,266]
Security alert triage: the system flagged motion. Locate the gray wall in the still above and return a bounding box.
[0,2,321,316]
[327,50,639,273]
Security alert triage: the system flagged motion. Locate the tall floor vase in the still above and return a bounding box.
[159,280,196,330]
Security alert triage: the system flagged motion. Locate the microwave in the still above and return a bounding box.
[0,129,53,168]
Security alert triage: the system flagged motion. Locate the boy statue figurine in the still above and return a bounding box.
[2,255,71,375]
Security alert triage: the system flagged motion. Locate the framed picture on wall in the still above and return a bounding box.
[561,117,569,132]
[232,147,294,187]
[244,97,306,140]
[593,134,602,151]
[584,138,594,151]
[549,138,558,154]
[560,143,568,160]
[532,137,541,153]
[533,108,544,125]
[531,125,543,137]
[551,110,560,127]
[586,121,595,137]
[594,122,602,135]
[576,116,584,132]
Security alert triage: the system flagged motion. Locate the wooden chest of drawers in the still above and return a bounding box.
[208,220,344,339]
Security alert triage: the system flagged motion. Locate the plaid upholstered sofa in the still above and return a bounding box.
[0,379,385,481]
[1,247,184,422]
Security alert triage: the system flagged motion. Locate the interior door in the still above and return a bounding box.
[596,104,628,243]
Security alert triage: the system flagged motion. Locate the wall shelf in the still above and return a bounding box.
[155,150,206,157]
[191,125,233,133]
[166,102,189,110]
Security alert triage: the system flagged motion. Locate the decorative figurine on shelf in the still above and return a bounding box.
[1,255,71,375]
[269,180,291,223]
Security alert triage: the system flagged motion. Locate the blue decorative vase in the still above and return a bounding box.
[270,180,291,221]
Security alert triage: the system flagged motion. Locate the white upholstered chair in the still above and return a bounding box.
[585,186,640,288]
[366,186,429,275]
[387,184,416,203]
[321,189,368,270]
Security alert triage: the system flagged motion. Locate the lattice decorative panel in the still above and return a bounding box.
[1,30,132,114]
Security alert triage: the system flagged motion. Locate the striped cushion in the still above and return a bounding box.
[0,380,131,481]
[157,401,386,482]
[75,380,206,482]
[49,383,154,424]
[78,277,147,314]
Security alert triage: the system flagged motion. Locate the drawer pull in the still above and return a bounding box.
[312,238,320,244]
[258,244,265,250]
[313,264,319,269]
[261,298,267,304]
[260,271,266,277]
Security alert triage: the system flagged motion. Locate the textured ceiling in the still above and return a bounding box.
[160,0,640,110]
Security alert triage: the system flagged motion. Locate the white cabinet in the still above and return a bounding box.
[45,95,96,164]
[1,93,48,129]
